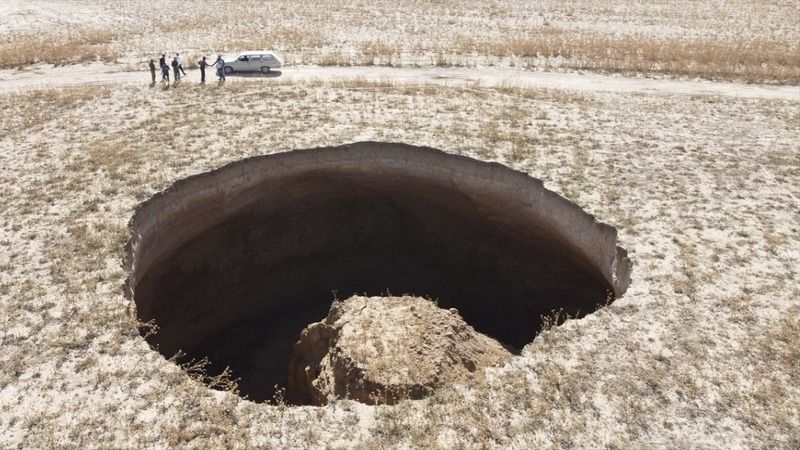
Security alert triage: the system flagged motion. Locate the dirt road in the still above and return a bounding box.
[1,62,797,100]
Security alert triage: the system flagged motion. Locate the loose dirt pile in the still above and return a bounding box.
[288,295,513,406]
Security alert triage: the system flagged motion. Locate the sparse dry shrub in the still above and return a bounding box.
[331,76,396,90]
[490,29,570,58]
[453,35,479,55]
[179,355,242,395]
[359,40,400,66]
[318,51,351,66]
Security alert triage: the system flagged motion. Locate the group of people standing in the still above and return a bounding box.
[148,53,226,85]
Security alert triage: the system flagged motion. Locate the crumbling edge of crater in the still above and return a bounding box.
[124,141,632,302]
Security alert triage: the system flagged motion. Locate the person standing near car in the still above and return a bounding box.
[214,55,225,82]
[198,56,211,83]
[148,59,156,84]
[161,62,170,83]
[171,56,181,82]
[176,52,187,76]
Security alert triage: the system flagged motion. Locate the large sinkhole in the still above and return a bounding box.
[125,142,631,404]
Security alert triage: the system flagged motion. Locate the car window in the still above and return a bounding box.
[250,55,262,62]
[263,54,274,60]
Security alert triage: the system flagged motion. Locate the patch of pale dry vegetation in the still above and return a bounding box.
[0,0,798,83]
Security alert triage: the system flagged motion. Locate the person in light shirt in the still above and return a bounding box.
[176,52,187,77]
[214,55,226,82]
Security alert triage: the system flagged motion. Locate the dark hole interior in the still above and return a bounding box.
[134,174,613,404]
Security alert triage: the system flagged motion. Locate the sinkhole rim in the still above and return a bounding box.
[123,141,632,404]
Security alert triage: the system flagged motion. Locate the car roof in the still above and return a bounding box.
[237,51,277,56]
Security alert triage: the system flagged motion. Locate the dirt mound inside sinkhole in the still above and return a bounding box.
[288,295,514,406]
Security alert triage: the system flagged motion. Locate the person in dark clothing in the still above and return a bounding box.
[158,54,166,68]
[149,59,156,84]
[197,56,211,83]
[161,63,170,83]
[171,56,181,82]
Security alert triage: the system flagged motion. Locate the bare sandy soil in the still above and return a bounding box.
[0,1,798,449]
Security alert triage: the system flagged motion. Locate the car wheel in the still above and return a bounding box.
[223,66,233,75]
[260,66,271,74]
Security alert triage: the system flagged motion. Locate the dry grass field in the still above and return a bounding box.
[0,1,798,449]
[1,0,798,83]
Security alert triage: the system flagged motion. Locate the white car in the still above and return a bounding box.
[223,51,282,74]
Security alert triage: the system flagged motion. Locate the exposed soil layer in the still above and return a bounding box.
[126,142,631,402]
